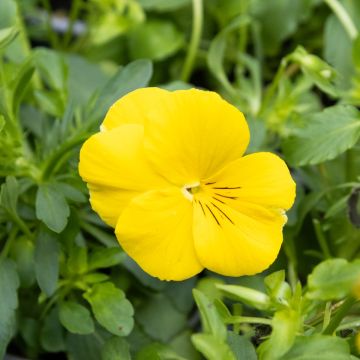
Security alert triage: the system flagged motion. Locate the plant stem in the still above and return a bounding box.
[323,297,357,335]
[313,219,332,259]
[181,0,203,82]
[63,0,82,49]
[225,316,272,326]
[324,0,358,40]
[0,228,18,260]
[40,0,60,49]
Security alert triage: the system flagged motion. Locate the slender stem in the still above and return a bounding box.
[323,297,357,334]
[40,0,60,49]
[313,219,332,259]
[225,316,272,326]
[181,0,203,82]
[346,149,356,182]
[323,0,358,40]
[0,228,18,260]
[63,0,82,49]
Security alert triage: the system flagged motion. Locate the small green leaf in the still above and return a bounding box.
[128,20,184,61]
[59,301,94,335]
[88,248,125,271]
[101,336,131,360]
[0,26,18,50]
[11,56,35,115]
[36,183,70,233]
[216,284,271,310]
[40,307,65,352]
[0,259,19,359]
[307,259,360,300]
[279,335,352,360]
[227,332,257,360]
[207,16,250,95]
[34,47,68,91]
[35,229,59,296]
[283,105,360,166]
[84,282,134,336]
[193,289,227,341]
[10,235,35,288]
[0,176,19,214]
[136,293,187,342]
[192,334,236,360]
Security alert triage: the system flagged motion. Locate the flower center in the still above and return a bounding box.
[182,182,201,201]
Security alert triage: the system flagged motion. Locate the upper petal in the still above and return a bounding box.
[143,88,250,185]
[101,87,169,130]
[79,124,169,190]
[115,188,203,281]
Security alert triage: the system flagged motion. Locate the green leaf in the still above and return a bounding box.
[0,259,19,359]
[59,301,94,335]
[136,343,187,360]
[90,59,152,122]
[34,47,68,92]
[84,282,134,336]
[88,247,126,271]
[283,105,360,166]
[101,336,131,360]
[227,332,257,360]
[128,20,184,61]
[0,26,18,50]
[36,183,70,233]
[207,16,250,95]
[193,289,227,341]
[258,308,301,359]
[0,176,19,214]
[35,229,59,296]
[11,56,35,115]
[279,335,352,360]
[40,307,65,352]
[136,293,187,342]
[192,334,236,360]
[307,259,360,300]
[10,235,35,288]
[66,333,102,360]
[216,284,271,310]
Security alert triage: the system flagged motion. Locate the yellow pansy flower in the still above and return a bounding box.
[79,88,296,281]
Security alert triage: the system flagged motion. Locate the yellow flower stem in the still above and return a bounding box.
[323,0,358,40]
[323,297,357,335]
[181,0,203,82]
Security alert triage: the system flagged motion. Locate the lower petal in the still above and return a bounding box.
[193,197,285,276]
[115,188,203,281]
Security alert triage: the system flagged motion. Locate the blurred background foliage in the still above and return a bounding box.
[0,0,360,359]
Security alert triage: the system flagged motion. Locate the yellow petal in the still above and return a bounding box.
[143,88,250,185]
[79,124,169,227]
[193,196,286,276]
[204,152,296,211]
[102,87,169,131]
[87,185,139,227]
[115,188,203,281]
[79,124,169,190]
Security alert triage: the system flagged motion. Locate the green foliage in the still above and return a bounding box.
[1,0,360,358]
